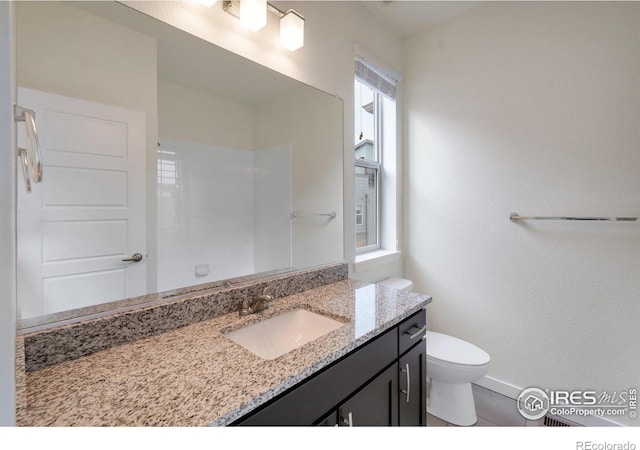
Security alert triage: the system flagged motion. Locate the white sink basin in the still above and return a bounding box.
[223,309,345,360]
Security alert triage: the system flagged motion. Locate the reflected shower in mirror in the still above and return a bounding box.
[156,137,292,293]
[15,1,344,327]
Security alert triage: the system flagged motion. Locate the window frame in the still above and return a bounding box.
[355,83,383,254]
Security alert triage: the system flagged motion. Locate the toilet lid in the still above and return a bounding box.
[426,331,490,366]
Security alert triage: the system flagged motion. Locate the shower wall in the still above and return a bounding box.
[157,137,291,292]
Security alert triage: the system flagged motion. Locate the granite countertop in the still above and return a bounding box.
[19,279,431,426]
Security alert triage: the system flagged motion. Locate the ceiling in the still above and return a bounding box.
[360,1,482,39]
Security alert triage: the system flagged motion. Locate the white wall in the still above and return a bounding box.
[0,1,16,426]
[253,144,292,272]
[158,79,253,151]
[404,2,640,426]
[253,84,343,269]
[124,0,404,280]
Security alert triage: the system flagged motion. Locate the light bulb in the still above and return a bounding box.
[196,0,217,7]
[280,9,304,51]
[240,0,267,32]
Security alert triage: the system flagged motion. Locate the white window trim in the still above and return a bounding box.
[354,249,401,273]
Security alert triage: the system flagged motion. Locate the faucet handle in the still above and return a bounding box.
[235,293,249,315]
[263,284,276,298]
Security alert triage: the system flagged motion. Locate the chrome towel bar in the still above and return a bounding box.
[510,212,638,222]
[290,211,336,219]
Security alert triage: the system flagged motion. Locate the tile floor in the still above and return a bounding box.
[427,384,545,427]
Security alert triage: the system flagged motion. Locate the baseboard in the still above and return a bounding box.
[474,375,523,400]
[473,375,625,427]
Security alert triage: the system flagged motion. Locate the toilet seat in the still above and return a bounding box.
[426,331,490,366]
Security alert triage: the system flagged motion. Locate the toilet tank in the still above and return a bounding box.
[376,277,413,293]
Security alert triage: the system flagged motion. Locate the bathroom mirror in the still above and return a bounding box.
[15,1,344,328]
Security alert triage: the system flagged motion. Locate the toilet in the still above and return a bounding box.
[377,277,491,427]
[426,331,490,426]
[376,276,414,293]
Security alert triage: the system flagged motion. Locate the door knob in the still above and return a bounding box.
[122,253,143,262]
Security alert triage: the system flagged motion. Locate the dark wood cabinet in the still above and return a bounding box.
[338,363,398,426]
[398,338,427,426]
[233,309,426,427]
[316,411,338,426]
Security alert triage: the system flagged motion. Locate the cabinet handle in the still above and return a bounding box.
[400,363,411,403]
[404,325,426,340]
[341,411,353,427]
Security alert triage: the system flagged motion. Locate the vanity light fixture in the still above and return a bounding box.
[279,9,304,51]
[196,0,218,7]
[223,1,305,51]
[240,0,267,31]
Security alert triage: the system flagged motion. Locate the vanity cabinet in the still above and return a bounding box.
[316,411,339,426]
[337,364,399,426]
[232,309,426,426]
[398,340,427,426]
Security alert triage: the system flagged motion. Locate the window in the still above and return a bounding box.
[354,55,398,254]
[355,204,364,226]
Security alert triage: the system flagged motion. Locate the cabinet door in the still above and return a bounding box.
[338,364,399,426]
[398,341,426,426]
[316,410,338,426]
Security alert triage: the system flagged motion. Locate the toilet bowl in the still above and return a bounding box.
[426,331,490,426]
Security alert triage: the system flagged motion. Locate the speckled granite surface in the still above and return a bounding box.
[17,279,431,426]
[15,337,26,422]
[21,263,348,372]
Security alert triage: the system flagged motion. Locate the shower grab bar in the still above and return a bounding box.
[290,211,337,219]
[510,212,638,222]
[18,148,32,193]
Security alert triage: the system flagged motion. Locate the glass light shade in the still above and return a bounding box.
[240,0,267,32]
[280,10,304,51]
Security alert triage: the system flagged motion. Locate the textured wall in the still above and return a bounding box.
[404,2,640,426]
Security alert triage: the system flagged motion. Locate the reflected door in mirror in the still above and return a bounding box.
[17,87,147,319]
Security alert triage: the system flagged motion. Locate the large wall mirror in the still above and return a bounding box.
[15,1,344,329]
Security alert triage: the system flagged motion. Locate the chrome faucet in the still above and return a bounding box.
[236,286,275,316]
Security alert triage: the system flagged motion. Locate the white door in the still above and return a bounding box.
[17,87,146,319]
